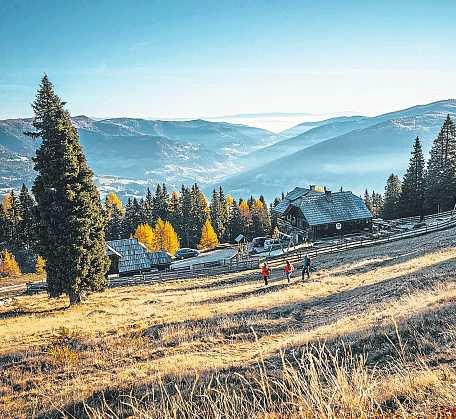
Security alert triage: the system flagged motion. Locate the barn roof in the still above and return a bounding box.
[106,238,155,273]
[273,187,372,226]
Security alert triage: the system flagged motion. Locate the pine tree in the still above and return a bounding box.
[210,188,227,241]
[27,75,109,304]
[153,218,180,255]
[251,198,270,237]
[134,223,156,251]
[400,137,426,218]
[179,185,193,247]
[199,219,219,249]
[190,184,209,247]
[218,187,229,241]
[152,183,170,222]
[0,250,21,277]
[425,115,456,213]
[227,200,243,242]
[17,184,38,250]
[35,255,46,274]
[239,199,252,239]
[144,187,154,224]
[364,189,373,212]
[105,192,125,240]
[382,174,402,220]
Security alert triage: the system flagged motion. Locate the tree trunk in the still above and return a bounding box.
[68,290,82,305]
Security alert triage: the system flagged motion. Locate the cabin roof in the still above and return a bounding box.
[106,238,156,273]
[273,187,372,226]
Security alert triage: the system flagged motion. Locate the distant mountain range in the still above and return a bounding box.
[1,99,456,201]
[218,99,456,200]
[0,117,279,197]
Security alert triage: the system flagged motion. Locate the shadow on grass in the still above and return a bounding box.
[0,304,68,320]
[37,294,456,418]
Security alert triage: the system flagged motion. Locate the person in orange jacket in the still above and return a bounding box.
[284,260,294,283]
[261,262,271,286]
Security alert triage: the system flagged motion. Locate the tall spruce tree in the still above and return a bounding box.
[18,184,37,250]
[227,200,243,242]
[363,189,373,212]
[382,174,402,220]
[218,186,229,241]
[425,115,456,213]
[400,137,426,218]
[27,75,109,304]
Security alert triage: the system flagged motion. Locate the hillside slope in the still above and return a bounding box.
[221,100,456,199]
[1,226,456,417]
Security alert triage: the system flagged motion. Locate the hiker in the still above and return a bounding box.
[302,254,312,280]
[284,260,294,283]
[261,262,271,286]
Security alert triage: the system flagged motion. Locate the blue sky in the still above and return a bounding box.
[1,0,455,124]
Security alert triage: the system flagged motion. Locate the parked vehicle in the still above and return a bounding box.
[175,248,200,260]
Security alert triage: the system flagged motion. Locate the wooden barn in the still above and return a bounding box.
[106,238,171,276]
[273,186,372,243]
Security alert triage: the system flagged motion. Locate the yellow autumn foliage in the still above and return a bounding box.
[35,255,46,274]
[199,219,219,249]
[153,218,180,255]
[134,224,156,251]
[105,192,124,213]
[0,250,21,277]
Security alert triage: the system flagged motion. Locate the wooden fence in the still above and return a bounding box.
[21,211,456,295]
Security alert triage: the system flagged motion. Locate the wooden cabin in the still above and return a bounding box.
[106,238,171,276]
[272,186,372,243]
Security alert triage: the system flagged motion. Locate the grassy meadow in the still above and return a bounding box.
[1,227,456,418]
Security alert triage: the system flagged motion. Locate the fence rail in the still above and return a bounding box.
[19,212,456,295]
[261,215,456,269]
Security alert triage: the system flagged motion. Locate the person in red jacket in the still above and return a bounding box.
[284,260,294,283]
[261,263,271,286]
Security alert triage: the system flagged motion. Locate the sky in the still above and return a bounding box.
[1,0,456,131]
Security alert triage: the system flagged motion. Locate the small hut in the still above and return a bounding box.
[106,238,171,276]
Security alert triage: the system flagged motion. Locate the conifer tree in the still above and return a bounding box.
[364,189,373,212]
[425,115,456,213]
[251,198,270,237]
[190,184,209,247]
[179,185,193,247]
[134,223,156,251]
[227,200,243,242]
[382,174,402,220]
[144,187,154,224]
[239,199,252,239]
[400,137,426,218]
[153,218,180,255]
[152,183,170,222]
[105,192,125,240]
[218,186,229,241]
[26,75,109,304]
[17,184,37,250]
[199,219,219,249]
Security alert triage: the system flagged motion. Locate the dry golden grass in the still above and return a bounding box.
[1,227,456,418]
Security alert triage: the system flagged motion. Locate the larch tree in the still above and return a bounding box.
[425,115,456,213]
[26,75,109,305]
[153,218,180,255]
[134,223,156,251]
[0,250,21,277]
[400,137,426,218]
[382,174,402,220]
[35,255,46,274]
[199,219,219,249]
[251,198,270,237]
